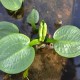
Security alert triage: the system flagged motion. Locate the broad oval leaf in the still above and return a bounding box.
[53,25,80,58]
[27,9,39,24]
[0,33,35,74]
[1,0,23,11]
[0,21,19,39]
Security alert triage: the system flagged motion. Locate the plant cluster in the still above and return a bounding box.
[0,9,80,79]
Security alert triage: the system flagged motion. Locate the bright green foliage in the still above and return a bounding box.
[39,21,43,41]
[0,0,23,11]
[39,21,47,42]
[42,21,47,41]
[23,68,29,78]
[27,9,39,29]
[53,25,80,58]
[29,39,40,46]
[27,9,39,24]
[0,33,35,74]
[0,21,19,39]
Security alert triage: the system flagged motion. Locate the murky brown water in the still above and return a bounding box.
[0,0,74,35]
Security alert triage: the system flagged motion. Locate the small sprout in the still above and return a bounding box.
[27,9,39,30]
[39,20,47,42]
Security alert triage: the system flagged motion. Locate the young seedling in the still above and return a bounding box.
[0,10,80,79]
[29,20,47,47]
[27,9,39,31]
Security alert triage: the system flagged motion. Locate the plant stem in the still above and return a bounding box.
[23,68,29,80]
[29,39,40,46]
[45,38,57,43]
[31,23,36,30]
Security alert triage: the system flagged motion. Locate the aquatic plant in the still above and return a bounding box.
[0,9,80,78]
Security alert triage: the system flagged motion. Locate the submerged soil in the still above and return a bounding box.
[28,46,76,80]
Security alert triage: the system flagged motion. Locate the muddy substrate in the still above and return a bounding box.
[28,47,76,80]
[0,47,76,80]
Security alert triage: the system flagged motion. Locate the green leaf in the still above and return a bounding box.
[1,0,23,11]
[42,21,47,41]
[27,9,39,24]
[39,21,43,41]
[0,21,19,39]
[0,33,35,74]
[53,25,80,58]
[29,39,40,46]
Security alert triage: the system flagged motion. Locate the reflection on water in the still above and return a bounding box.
[72,0,80,80]
[72,0,80,28]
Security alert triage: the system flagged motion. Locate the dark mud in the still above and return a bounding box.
[29,47,75,80]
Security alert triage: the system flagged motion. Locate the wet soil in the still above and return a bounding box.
[29,47,75,80]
